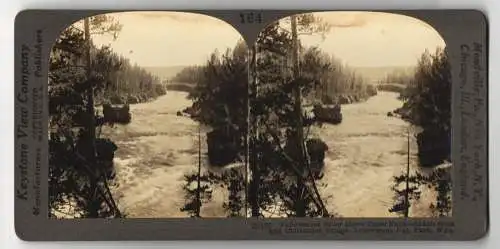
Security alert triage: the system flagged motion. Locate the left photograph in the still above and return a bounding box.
[48,11,249,218]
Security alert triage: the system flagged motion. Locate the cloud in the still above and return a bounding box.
[315,11,439,30]
[330,15,368,28]
[317,12,370,28]
[134,11,226,26]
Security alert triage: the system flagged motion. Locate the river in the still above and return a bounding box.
[102,90,437,218]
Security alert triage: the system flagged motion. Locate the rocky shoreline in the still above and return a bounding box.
[387,106,451,168]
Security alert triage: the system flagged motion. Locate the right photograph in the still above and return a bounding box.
[247,11,452,218]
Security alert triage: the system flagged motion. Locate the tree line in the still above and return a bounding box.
[376,68,415,94]
[48,15,164,218]
[300,47,378,105]
[170,65,205,85]
[180,14,378,218]
[97,54,166,105]
[48,13,452,219]
[396,48,451,167]
[180,16,452,218]
[389,47,452,218]
[173,45,377,105]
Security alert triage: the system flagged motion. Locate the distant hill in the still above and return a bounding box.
[352,66,416,84]
[145,65,416,85]
[144,66,189,81]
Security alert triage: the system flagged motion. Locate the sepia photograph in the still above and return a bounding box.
[48,11,248,218]
[48,11,452,219]
[246,11,452,218]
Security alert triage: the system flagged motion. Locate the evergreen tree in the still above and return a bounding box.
[48,18,123,218]
[179,14,377,218]
[49,14,165,218]
[249,18,332,217]
[179,40,249,217]
[401,48,451,167]
[390,47,452,217]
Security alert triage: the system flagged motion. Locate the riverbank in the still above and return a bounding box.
[96,85,167,105]
[377,83,406,94]
[165,83,195,93]
[99,90,439,218]
[309,91,437,217]
[100,91,231,217]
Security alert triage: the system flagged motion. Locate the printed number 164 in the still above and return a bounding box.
[240,13,263,24]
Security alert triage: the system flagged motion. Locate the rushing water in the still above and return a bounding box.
[313,91,435,217]
[102,90,437,218]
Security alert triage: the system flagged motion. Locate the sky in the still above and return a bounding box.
[85,11,446,68]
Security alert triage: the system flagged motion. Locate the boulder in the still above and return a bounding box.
[206,128,240,167]
[109,95,124,105]
[283,136,329,178]
[103,104,131,125]
[127,95,139,104]
[366,84,378,96]
[312,104,342,124]
[182,106,194,116]
[138,93,149,102]
[338,95,350,104]
[393,107,412,121]
[416,128,451,167]
[95,138,118,179]
[321,95,335,105]
[306,138,329,172]
[181,104,200,118]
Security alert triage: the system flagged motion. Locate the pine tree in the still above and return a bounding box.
[390,47,452,217]
[49,16,123,218]
[49,14,164,218]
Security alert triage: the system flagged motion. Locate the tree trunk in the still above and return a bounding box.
[291,15,306,217]
[249,44,260,217]
[405,129,410,218]
[196,125,202,217]
[84,17,100,218]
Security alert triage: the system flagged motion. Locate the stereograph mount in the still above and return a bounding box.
[14,9,488,241]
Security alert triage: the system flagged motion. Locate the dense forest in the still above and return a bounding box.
[382,69,414,85]
[395,47,451,166]
[165,65,205,93]
[48,13,452,219]
[179,16,452,218]
[179,14,379,218]
[173,46,377,105]
[48,15,165,218]
[376,68,415,94]
[388,48,452,217]
[171,65,205,85]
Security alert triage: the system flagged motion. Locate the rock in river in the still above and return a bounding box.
[312,104,343,124]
